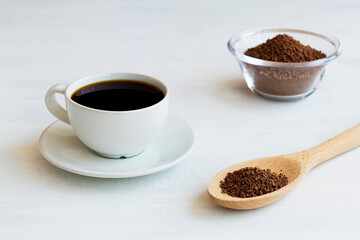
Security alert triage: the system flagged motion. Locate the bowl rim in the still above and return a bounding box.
[227,28,341,67]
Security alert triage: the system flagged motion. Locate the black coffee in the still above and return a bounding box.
[71,80,165,111]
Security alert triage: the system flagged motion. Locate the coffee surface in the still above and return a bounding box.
[71,80,164,111]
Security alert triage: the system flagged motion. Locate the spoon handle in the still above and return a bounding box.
[302,124,360,168]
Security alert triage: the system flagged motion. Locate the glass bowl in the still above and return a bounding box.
[228,28,341,101]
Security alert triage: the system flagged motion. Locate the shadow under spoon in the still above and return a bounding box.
[208,124,360,210]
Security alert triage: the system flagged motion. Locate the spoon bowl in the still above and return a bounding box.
[208,154,303,210]
[208,124,360,210]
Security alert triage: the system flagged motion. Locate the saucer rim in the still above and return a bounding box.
[39,112,195,178]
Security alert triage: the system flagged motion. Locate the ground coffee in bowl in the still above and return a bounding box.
[244,34,326,63]
[243,34,327,98]
[228,29,341,101]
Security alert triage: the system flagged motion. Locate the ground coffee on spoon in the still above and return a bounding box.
[220,167,288,198]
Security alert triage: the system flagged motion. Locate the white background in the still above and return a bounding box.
[1,0,359,239]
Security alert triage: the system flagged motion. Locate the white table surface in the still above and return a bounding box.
[1,0,360,239]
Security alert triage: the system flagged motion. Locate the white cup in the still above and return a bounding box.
[45,73,169,159]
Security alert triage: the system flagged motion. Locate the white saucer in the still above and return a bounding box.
[39,113,195,178]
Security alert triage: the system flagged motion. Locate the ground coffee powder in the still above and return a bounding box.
[244,34,326,62]
[242,34,327,97]
[220,167,288,198]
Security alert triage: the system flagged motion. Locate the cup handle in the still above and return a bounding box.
[45,83,71,125]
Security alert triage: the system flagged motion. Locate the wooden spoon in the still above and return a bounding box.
[208,124,360,210]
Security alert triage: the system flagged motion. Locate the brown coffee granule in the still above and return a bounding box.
[220,167,288,198]
[244,34,326,62]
